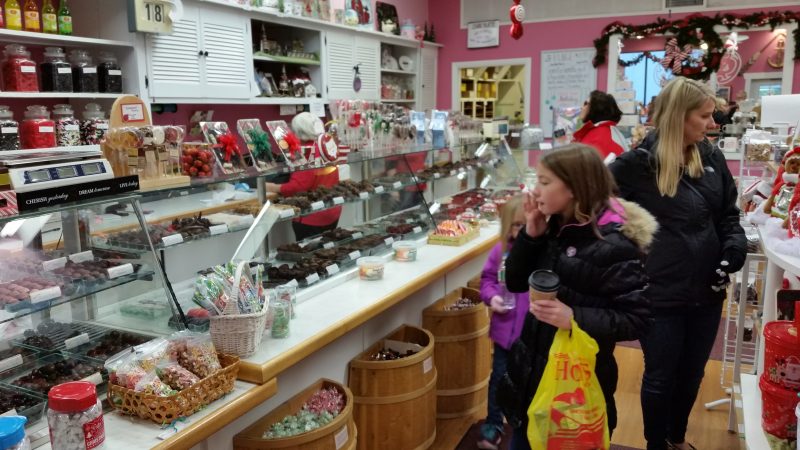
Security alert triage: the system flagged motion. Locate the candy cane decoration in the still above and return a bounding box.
[661,38,692,75]
[510,0,524,40]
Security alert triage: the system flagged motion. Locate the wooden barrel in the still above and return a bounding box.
[233,379,357,450]
[422,287,491,419]
[466,274,482,290]
[348,324,437,450]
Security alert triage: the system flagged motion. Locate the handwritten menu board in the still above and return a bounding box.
[540,48,597,137]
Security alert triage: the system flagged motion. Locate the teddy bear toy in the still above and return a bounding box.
[762,147,800,221]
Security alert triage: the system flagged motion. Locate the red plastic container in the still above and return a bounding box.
[760,373,798,440]
[764,302,800,391]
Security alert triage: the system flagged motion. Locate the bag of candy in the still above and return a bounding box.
[168,331,221,378]
[157,360,200,391]
[105,348,135,387]
[133,338,172,372]
[134,371,177,397]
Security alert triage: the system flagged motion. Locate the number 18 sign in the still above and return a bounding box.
[127,0,176,34]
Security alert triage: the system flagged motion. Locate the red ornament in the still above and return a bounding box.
[509,0,524,40]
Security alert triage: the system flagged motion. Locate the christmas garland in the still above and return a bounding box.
[593,11,800,80]
[618,51,662,67]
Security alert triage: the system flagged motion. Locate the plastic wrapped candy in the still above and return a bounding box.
[167,331,221,379]
[134,371,177,397]
[132,338,171,372]
[238,118,275,171]
[200,121,251,174]
[157,362,200,391]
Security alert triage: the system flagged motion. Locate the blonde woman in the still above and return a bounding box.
[610,77,746,450]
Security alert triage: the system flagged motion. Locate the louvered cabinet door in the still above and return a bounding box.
[325,31,357,100]
[199,10,250,99]
[419,46,437,112]
[354,36,379,100]
[145,5,202,99]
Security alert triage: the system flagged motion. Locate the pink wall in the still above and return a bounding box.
[429,2,800,124]
[331,0,429,30]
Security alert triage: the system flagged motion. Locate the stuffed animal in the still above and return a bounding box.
[763,147,800,219]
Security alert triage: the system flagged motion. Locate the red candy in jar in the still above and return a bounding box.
[21,105,56,149]
[2,44,38,92]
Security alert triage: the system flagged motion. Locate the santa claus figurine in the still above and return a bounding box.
[762,147,800,220]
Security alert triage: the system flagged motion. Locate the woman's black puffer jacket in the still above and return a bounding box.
[609,133,747,308]
[498,199,656,430]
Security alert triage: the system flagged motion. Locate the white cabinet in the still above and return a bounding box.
[146,3,250,100]
[418,46,438,112]
[325,31,379,100]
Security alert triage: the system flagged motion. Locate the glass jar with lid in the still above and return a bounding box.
[47,381,105,450]
[97,52,122,93]
[40,46,73,92]
[69,49,98,93]
[0,416,30,450]
[53,104,81,147]
[0,106,20,151]
[20,105,56,149]
[2,44,37,92]
[80,103,109,145]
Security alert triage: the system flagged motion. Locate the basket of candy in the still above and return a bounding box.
[427,220,479,246]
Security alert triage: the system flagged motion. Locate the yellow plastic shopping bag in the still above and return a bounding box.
[527,319,610,450]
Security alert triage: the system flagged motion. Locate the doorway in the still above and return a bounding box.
[451,58,531,125]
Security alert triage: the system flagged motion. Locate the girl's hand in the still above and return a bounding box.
[530,298,573,330]
[489,296,508,314]
[523,192,548,238]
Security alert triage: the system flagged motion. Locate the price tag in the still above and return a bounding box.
[433,173,441,179]
[107,263,134,279]
[69,250,94,263]
[450,170,457,176]
[310,201,325,211]
[285,279,299,288]
[82,67,97,74]
[305,273,320,285]
[65,124,79,131]
[80,372,103,386]
[97,123,109,130]
[209,224,228,235]
[326,264,340,276]
[279,208,295,218]
[348,251,361,261]
[323,242,335,249]
[423,356,433,373]
[477,161,483,168]
[392,181,402,189]
[0,127,16,134]
[39,126,54,133]
[157,420,188,441]
[0,354,23,373]
[413,226,423,234]
[459,167,467,173]
[374,186,385,194]
[332,196,345,205]
[20,66,35,73]
[161,234,184,247]
[121,103,145,122]
[384,237,395,246]
[108,70,123,76]
[0,409,17,418]
[359,192,369,200]
[539,142,553,150]
[310,102,326,117]
[238,215,255,228]
[29,286,61,304]
[352,232,363,240]
[57,67,71,74]
[335,426,349,450]
[42,257,67,271]
[64,333,90,350]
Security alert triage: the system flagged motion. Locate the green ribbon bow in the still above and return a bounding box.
[247,128,273,162]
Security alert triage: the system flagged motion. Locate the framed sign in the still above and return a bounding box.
[467,20,499,49]
[128,0,175,34]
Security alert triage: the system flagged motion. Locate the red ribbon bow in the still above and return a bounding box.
[284,131,301,155]
[661,38,692,75]
[217,133,240,163]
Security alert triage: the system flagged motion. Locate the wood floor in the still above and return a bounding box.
[431,345,743,450]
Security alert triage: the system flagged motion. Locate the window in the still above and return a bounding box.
[749,79,782,100]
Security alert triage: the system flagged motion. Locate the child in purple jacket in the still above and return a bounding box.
[477,195,529,450]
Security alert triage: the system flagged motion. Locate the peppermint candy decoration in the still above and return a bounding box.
[510,0,524,40]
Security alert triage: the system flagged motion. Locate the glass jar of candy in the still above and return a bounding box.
[40,46,73,92]
[0,106,20,151]
[80,103,109,145]
[20,105,56,149]
[53,104,81,147]
[47,381,105,450]
[97,52,122,93]
[69,49,98,93]
[2,44,38,92]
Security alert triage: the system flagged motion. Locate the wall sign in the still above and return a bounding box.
[540,48,597,137]
[128,0,178,34]
[467,20,500,49]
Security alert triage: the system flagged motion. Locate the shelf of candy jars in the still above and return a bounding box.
[0,193,187,437]
[251,18,324,102]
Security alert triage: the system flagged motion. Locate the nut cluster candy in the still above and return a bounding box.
[444,297,480,311]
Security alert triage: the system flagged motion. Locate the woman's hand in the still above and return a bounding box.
[530,298,573,330]
[523,192,548,237]
[265,182,281,194]
[489,296,509,314]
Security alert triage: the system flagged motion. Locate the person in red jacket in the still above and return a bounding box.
[265,166,342,240]
[573,90,629,158]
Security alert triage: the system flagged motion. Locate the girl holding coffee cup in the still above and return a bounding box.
[498,144,656,450]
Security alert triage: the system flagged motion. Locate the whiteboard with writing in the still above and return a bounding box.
[540,48,597,137]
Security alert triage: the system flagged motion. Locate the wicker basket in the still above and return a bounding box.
[108,353,240,424]
[209,261,269,357]
[427,226,479,247]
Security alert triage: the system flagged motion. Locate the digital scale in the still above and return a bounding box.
[0,148,114,193]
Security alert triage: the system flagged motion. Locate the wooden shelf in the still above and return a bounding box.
[0,29,133,47]
[381,68,416,75]
[253,53,321,66]
[0,92,129,99]
[381,99,416,103]
[251,97,325,105]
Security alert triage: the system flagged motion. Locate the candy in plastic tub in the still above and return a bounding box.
[392,241,418,262]
[357,257,385,281]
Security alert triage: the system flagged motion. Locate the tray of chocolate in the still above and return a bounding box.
[265,256,333,287]
[275,241,324,262]
[49,260,147,292]
[0,385,46,424]
[372,174,416,190]
[101,214,219,250]
[0,276,68,313]
[13,320,144,358]
[0,352,106,398]
[384,222,430,241]
[75,330,150,363]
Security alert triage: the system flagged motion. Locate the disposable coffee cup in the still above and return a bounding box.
[528,270,560,301]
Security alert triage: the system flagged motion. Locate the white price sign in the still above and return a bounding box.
[42,257,67,271]
[279,208,295,219]
[326,264,340,276]
[352,232,363,240]
[348,251,361,260]
[384,237,395,246]
[305,273,320,285]
[413,226,423,234]
[80,372,104,386]
[69,251,94,263]
[392,181,402,189]
[129,0,175,34]
[359,192,369,200]
[161,234,184,247]
[0,355,23,373]
[310,201,325,211]
[209,224,228,235]
[323,242,335,249]
[434,173,441,179]
[29,286,61,304]
[107,263,134,279]
[374,186,385,194]
[332,197,345,205]
[65,333,90,350]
